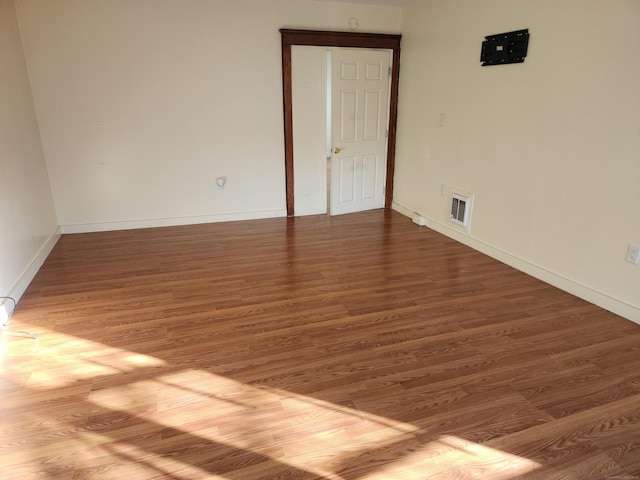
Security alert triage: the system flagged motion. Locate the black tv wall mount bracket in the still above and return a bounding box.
[481,29,529,66]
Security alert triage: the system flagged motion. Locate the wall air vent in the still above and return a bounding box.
[450,193,471,228]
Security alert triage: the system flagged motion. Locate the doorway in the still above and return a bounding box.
[280,29,402,217]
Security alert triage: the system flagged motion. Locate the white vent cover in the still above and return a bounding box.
[450,193,471,227]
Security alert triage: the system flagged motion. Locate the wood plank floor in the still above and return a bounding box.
[2,209,639,479]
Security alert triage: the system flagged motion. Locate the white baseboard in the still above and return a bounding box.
[6,226,61,304]
[60,209,288,234]
[393,202,640,324]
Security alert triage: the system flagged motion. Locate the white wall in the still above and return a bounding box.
[394,0,640,321]
[0,0,59,309]
[15,0,401,232]
[292,45,328,216]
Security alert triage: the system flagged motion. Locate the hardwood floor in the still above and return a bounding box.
[2,209,639,479]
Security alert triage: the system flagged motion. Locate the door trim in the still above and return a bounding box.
[280,29,401,216]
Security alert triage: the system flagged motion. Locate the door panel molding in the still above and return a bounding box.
[280,29,401,216]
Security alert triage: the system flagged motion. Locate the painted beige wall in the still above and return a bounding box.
[0,0,58,303]
[394,0,640,320]
[15,0,401,231]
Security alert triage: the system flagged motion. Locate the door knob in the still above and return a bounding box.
[332,147,341,154]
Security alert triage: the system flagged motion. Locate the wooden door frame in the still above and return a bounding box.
[280,29,402,216]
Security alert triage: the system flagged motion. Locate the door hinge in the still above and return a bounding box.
[388,66,392,77]
[385,129,389,138]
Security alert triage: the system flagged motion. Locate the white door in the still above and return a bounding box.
[330,48,391,216]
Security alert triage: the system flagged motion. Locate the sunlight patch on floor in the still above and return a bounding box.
[73,435,216,479]
[4,328,541,479]
[1,329,165,389]
[88,368,541,479]
[366,435,541,479]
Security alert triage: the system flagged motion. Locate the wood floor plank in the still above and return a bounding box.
[2,210,639,479]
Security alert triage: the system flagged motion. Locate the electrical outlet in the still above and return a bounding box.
[626,244,640,265]
[0,304,8,326]
[0,296,14,326]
